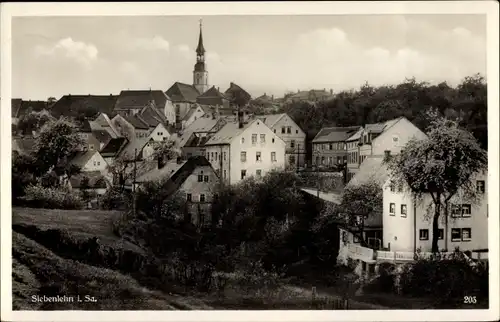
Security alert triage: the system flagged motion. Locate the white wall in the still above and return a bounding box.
[183,106,206,129]
[163,99,176,125]
[271,114,307,168]
[372,118,427,156]
[148,123,170,142]
[229,120,286,185]
[82,152,109,173]
[383,171,489,253]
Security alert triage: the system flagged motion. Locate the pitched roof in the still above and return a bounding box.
[50,95,118,119]
[346,127,364,142]
[91,129,112,147]
[100,137,129,157]
[144,156,216,196]
[114,90,168,112]
[365,117,402,134]
[312,126,361,143]
[120,137,154,160]
[196,86,228,106]
[136,161,186,183]
[93,113,120,138]
[256,113,286,128]
[224,82,252,104]
[139,104,168,127]
[185,133,212,147]
[347,156,389,187]
[123,115,149,130]
[69,150,98,168]
[176,115,222,147]
[166,82,200,103]
[204,119,257,146]
[70,171,108,189]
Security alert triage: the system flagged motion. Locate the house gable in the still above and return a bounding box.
[371,117,427,156]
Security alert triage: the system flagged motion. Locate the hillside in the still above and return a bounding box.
[11,207,211,310]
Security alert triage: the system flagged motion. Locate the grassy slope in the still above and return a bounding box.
[11,207,211,310]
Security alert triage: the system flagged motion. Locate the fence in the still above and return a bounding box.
[348,244,375,261]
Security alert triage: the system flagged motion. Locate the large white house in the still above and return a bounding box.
[383,168,489,254]
[203,117,286,185]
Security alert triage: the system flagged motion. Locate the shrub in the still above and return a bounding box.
[20,184,83,209]
[98,187,131,210]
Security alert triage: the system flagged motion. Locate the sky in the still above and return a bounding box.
[12,14,486,101]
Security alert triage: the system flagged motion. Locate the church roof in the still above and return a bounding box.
[166,82,200,103]
[196,23,206,54]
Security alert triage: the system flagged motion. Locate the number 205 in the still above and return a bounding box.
[464,296,477,304]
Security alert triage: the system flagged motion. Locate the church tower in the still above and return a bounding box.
[193,20,208,94]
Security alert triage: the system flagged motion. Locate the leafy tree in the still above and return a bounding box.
[336,180,382,246]
[31,118,84,176]
[12,154,37,201]
[151,138,181,161]
[385,110,487,252]
[17,111,55,136]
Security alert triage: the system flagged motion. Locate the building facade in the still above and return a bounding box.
[203,118,286,185]
[257,113,307,168]
[312,126,360,168]
[382,171,488,253]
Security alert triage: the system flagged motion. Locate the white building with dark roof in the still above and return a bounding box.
[203,116,286,185]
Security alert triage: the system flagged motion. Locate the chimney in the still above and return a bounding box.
[157,155,165,169]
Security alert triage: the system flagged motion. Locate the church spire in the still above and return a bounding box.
[196,19,205,54]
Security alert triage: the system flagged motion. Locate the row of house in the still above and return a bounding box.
[306,117,490,273]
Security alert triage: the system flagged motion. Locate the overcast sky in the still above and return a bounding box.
[12,14,486,100]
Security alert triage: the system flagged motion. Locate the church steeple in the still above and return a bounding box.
[193,19,208,94]
[196,20,205,55]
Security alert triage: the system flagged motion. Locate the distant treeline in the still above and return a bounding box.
[281,74,487,150]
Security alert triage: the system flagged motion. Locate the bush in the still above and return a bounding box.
[398,251,488,301]
[98,187,131,210]
[20,184,83,210]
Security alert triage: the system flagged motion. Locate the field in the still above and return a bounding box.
[11,207,211,310]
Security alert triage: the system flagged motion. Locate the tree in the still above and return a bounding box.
[31,118,84,176]
[17,111,55,136]
[336,180,383,246]
[385,110,487,252]
[151,138,181,161]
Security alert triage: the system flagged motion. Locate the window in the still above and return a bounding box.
[89,145,94,150]
[187,193,192,201]
[353,235,361,244]
[281,127,286,134]
[329,143,333,150]
[241,137,245,144]
[462,204,471,217]
[329,156,333,165]
[419,229,429,240]
[462,228,471,241]
[389,203,395,215]
[291,140,296,148]
[200,194,206,202]
[289,155,296,164]
[451,204,461,217]
[401,204,407,217]
[272,138,275,143]
[223,170,227,179]
[252,134,257,145]
[287,126,291,134]
[198,174,203,182]
[204,175,209,182]
[256,169,262,178]
[241,170,247,180]
[215,152,218,160]
[211,152,214,160]
[271,152,277,162]
[274,129,276,133]
[223,152,227,161]
[392,135,399,143]
[256,152,262,162]
[97,162,100,166]
[438,229,444,240]
[337,156,341,164]
[389,183,395,192]
[93,161,97,166]
[296,130,299,134]
[321,156,325,164]
[477,180,485,193]
[260,134,266,143]
[240,151,247,162]
[397,184,403,193]
[451,228,461,241]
